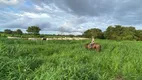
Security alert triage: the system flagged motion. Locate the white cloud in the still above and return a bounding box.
[0,0,19,5]
[21,12,50,18]
[34,5,43,11]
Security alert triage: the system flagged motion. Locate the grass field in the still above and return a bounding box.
[0,37,142,80]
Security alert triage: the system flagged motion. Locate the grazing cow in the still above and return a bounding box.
[73,38,80,40]
[67,38,73,40]
[28,38,42,41]
[85,43,101,52]
[42,38,46,40]
[62,37,67,40]
[7,36,20,39]
[57,38,62,40]
[53,37,58,40]
[46,38,53,40]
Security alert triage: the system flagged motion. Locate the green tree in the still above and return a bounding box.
[16,29,23,35]
[83,28,103,38]
[4,29,12,34]
[104,25,136,40]
[104,26,115,39]
[26,26,41,35]
[135,30,142,41]
[121,27,136,40]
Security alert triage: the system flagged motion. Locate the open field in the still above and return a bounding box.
[0,37,142,80]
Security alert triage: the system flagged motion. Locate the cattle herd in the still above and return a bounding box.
[7,36,89,41]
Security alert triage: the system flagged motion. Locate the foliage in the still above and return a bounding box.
[4,29,23,36]
[4,29,12,34]
[26,26,41,35]
[1,25,142,41]
[16,29,23,35]
[83,28,104,38]
[135,30,142,41]
[83,25,142,41]
[104,25,140,40]
[0,38,142,80]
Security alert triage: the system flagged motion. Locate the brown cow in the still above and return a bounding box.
[85,43,101,52]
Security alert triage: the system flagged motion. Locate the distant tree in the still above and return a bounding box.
[135,30,142,41]
[26,26,41,35]
[16,29,23,35]
[4,29,12,34]
[12,31,17,34]
[83,28,103,38]
[104,25,136,40]
[68,34,74,37]
[0,31,4,33]
[104,26,115,39]
[121,26,136,40]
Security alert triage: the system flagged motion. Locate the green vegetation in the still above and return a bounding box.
[4,29,23,35]
[4,29,13,34]
[104,25,140,40]
[26,26,41,35]
[1,25,142,41]
[0,38,142,80]
[83,28,104,39]
[83,25,142,41]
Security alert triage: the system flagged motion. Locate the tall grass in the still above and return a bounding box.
[0,38,142,80]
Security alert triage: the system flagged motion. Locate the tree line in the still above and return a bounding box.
[0,26,78,38]
[2,26,40,35]
[83,25,142,41]
[0,25,142,41]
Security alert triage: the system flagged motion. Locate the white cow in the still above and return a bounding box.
[46,38,54,40]
[57,38,62,40]
[7,36,20,39]
[28,38,42,41]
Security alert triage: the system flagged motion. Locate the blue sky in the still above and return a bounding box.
[0,0,142,35]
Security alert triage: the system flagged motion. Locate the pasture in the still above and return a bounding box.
[0,37,142,80]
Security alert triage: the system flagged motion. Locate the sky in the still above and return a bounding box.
[0,0,142,35]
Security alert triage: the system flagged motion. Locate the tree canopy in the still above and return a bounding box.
[135,30,142,41]
[104,25,137,40]
[4,29,23,35]
[26,26,41,35]
[83,25,142,41]
[16,29,23,35]
[4,29,12,34]
[1,25,142,41]
[83,28,103,38]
